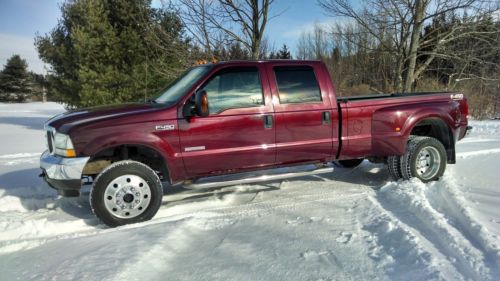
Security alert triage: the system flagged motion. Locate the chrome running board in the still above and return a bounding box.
[183,164,334,190]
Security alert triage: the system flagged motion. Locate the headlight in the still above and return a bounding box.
[54,132,76,157]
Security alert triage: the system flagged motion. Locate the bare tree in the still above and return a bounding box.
[296,31,312,59]
[179,0,277,59]
[178,0,215,55]
[318,0,499,92]
[296,23,332,60]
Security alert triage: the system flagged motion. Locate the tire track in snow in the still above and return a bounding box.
[374,181,492,281]
[363,196,463,280]
[425,175,500,273]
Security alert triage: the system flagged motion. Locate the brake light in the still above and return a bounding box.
[463,98,469,117]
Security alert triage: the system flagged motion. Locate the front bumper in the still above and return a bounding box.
[40,150,90,197]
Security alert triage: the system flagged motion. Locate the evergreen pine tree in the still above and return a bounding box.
[35,0,190,107]
[277,44,291,59]
[0,55,30,101]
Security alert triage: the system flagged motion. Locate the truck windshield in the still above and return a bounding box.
[155,65,212,104]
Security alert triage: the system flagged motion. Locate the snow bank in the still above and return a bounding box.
[468,120,500,135]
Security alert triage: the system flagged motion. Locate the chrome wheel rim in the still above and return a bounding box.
[415,146,441,180]
[103,175,151,219]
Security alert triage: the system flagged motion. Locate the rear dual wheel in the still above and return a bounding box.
[388,136,446,182]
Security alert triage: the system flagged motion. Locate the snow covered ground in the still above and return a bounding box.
[0,102,499,281]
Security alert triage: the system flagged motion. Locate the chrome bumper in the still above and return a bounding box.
[40,150,90,180]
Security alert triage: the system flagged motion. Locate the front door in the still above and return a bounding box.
[179,65,276,178]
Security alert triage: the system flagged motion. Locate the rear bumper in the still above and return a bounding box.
[39,150,90,197]
[457,122,472,141]
[466,125,473,136]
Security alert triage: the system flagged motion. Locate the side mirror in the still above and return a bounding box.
[195,90,209,117]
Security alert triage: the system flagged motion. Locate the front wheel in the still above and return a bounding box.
[90,160,163,227]
[400,136,446,182]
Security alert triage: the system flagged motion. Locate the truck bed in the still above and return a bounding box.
[336,90,467,161]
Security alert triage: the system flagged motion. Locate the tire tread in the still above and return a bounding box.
[387,156,402,180]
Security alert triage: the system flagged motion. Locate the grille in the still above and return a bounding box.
[47,130,54,153]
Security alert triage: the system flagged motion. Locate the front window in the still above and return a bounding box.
[155,65,212,104]
[201,68,263,114]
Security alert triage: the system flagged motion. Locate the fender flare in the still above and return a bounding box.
[401,109,456,163]
[401,108,455,138]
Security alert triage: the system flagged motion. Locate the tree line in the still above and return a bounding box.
[300,0,499,119]
[0,0,497,118]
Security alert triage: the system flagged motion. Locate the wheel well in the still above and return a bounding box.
[410,118,455,164]
[83,145,169,181]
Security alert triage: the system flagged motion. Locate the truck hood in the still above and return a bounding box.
[46,103,165,133]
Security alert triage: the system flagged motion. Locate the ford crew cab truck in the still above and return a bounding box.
[40,60,470,227]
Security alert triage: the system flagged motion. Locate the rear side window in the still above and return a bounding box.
[202,68,263,113]
[274,67,322,104]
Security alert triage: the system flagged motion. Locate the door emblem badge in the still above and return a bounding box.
[155,124,175,131]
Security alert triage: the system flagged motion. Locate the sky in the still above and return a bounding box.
[0,0,333,74]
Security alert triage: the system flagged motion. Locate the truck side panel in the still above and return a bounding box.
[339,95,464,159]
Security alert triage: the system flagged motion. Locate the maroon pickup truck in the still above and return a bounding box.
[40,60,470,226]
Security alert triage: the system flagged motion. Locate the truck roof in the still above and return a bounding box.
[208,59,324,67]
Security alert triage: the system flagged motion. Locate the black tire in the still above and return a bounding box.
[387,155,402,180]
[400,136,447,182]
[90,160,163,227]
[387,136,416,180]
[335,159,364,168]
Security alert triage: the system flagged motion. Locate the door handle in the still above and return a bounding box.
[322,111,331,125]
[263,115,273,129]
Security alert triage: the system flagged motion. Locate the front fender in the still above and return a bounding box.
[80,131,185,183]
[81,131,172,156]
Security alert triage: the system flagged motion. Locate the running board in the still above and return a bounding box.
[183,164,334,190]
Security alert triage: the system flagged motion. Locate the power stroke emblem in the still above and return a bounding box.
[155,124,175,131]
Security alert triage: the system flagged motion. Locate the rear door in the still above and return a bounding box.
[178,64,276,177]
[266,63,338,164]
